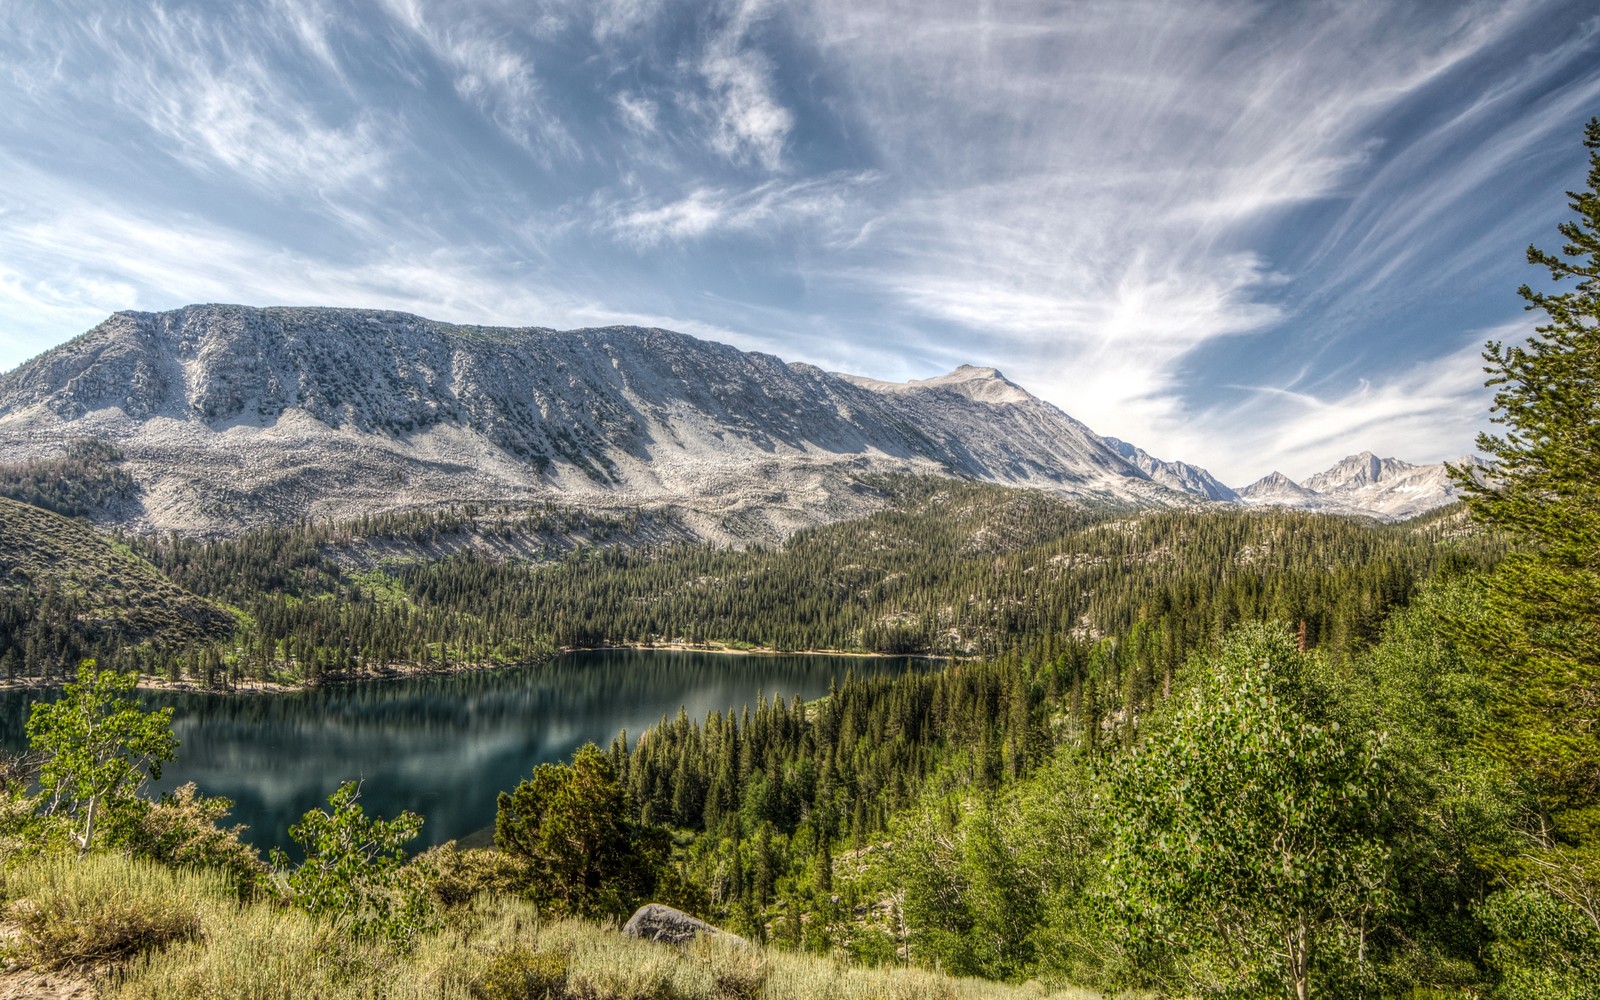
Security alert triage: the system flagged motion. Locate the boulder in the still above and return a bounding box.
[621,903,738,945]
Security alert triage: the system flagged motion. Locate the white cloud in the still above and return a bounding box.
[695,0,794,171]
[0,167,577,370]
[7,4,390,200]
[789,0,1554,474]
[603,173,876,246]
[1154,334,1501,485]
[377,0,577,163]
[614,91,659,134]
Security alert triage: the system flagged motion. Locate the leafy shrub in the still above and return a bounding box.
[1480,887,1600,1000]
[4,853,207,969]
[103,782,269,898]
[417,841,533,908]
[271,780,435,946]
[471,947,570,1000]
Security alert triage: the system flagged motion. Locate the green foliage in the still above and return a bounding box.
[102,782,270,899]
[1,470,1497,687]
[26,661,178,855]
[270,780,433,945]
[891,759,1103,983]
[416,841,534,909]
[0,439,139,520]
[0,498,235,680]
[1479,887,1600,1000]
[1101,625,1390,999]
[1452,117,1600,811]
[1447,116,1600,987]
[496,743,665,919]
[1333,581,1514,994]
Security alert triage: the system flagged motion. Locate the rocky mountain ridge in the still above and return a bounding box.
[1239,452,1477,521]
[0,305,1467,538]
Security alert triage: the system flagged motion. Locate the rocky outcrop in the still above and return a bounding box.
[621,904,740,945]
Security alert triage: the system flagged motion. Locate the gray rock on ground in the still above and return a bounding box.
[621,903,742,945]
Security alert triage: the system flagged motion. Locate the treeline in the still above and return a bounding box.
[8,475,1489,688]
[4,480,1499,688]
[0,439,138,520]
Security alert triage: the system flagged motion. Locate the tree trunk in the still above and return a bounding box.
[77,793,98,858]
[1292,916,1312,1000]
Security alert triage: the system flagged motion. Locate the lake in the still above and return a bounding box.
[0,649,927,855]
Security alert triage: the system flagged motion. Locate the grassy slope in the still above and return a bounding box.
[0,496,236,652]
[0,850,1102,1000]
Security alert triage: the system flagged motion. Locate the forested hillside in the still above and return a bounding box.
[0,470,1497,690]
[0,495,235,679]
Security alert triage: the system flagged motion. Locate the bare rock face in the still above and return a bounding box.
[0,304,1467,538]
[621,903,740,945]
[0,305,1181,540]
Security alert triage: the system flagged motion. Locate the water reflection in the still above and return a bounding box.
[0,650,924,855]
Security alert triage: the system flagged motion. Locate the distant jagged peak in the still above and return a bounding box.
[1303,451,1419,492]
[1239,470,1319,500]
[842,364,1034,405]
[1101,436,1240,503]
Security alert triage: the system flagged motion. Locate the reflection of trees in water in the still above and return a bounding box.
[0,651,923,856]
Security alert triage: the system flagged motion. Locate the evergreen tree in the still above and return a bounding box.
[1450,116,1600,990]
[1453,116,1600,809]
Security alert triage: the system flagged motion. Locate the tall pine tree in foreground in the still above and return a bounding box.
[1451,116,1600,994]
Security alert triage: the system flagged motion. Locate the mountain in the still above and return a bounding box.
[1236,453,1471,521]
[0,305,1183,540]
[1238,471,1324,505]
[1103,437,1240,502]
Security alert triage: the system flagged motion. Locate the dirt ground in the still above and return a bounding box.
[0,968,95,1000]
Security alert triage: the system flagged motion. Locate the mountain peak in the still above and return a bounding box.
[838,364,1033,404]
[0,305,1172,537]
[1304,452,1417,493]
[908,365,1032,404]
[1102,436,1240,502]
[1239,471,1318,501]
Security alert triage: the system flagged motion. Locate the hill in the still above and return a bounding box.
[0,496,235,678]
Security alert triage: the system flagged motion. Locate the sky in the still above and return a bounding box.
[1,0,1597,485]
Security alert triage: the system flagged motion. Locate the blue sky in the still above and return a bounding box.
[1,0,1597,484]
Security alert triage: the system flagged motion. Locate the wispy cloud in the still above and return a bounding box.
[693,0,794,171]
[791,0,1568,474]
[8,3,390,199]
[0,0,1593,487]
[603,173,877,245]
[377,0,578,163]
[614,91,660,135]
[1209,333,1499,484]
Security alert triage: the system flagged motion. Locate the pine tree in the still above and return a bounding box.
[1452,116,1600,810]
[1450,116,1600,977]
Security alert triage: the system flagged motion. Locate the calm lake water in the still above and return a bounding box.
[0,649,925,856]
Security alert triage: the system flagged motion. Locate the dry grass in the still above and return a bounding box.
[3,851,1101,1000]
[1,853,210,971]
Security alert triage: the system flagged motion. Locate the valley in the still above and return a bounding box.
[0,281,1577,1000]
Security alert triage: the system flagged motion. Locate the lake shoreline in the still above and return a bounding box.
[0,642,942,696]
